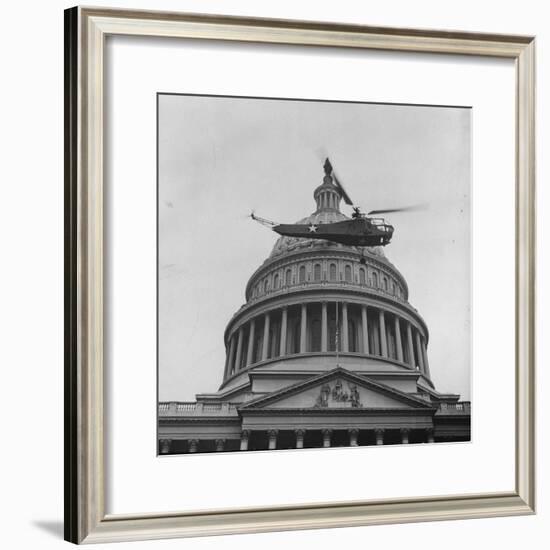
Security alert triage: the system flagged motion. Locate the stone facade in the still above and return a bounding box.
[159,164,470,454]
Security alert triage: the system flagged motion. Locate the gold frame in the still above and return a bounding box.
[64,6,536,544]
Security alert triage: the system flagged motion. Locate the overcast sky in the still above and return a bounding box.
[158,94,471,402]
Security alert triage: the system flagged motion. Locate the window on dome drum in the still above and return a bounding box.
[263,279,269,294]
[372,272,378,287]
[252,317,265,363]
[327,302,338,351]
[289,313,301,354]
[310,319,322,352]
[387,316,397,359]
[348,316,358,352]
[313,263,321,282]
[285,269,292,286]
[273,273,279,290]
[309,304,322,352]
[345,264,352,283]
[329,263,337,281]
[359,268,366,285]
[268,313,281,359]
[299,265,306,283]
[239,328,250,370]
[400,321,409,363]
[367,309,381,355]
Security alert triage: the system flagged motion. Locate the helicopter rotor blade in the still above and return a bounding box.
[367,203,428,216]
[332,171,354,206]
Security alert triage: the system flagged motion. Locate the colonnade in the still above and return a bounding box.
[159,427,435,454]
[224,302,431,379]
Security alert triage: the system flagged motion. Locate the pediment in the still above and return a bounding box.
[240,368,431,411]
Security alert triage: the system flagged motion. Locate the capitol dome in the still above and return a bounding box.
[222,162,432,394]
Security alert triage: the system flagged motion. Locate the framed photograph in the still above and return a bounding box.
[65,6,535,544]
[157,94,472,455]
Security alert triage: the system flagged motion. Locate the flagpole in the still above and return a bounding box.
[335,301,340,367]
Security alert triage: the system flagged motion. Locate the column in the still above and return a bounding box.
[268,429,278,450]
[246,319,255,366]
[188,439,199,453]
[240,430,250,451]
[226,336,236,377]
[426,427,435,444]
[322,429,332,448]
[361,305,369,354]
[223,342,230,378]
[300,304,307,353]
[342,302,349,352]
[422,339,432,378]
[379,310,388,357]
[279,307,288,357]
[295,429,306,449]
[400,428,410,444]
[261,312,270,361]
[395,316,404,362]
[415,330,425,372]
[321,302,328,352]
[215,439,226,452]
[375,428,385,445]
[234,328,244,372]
[159,439,172,454]
[406,323,415,368]
[348,429,359,447]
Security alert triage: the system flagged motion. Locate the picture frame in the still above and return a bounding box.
[64,6,535,544]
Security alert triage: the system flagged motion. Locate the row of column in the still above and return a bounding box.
[159,428,435,454]
[225,303,431,378]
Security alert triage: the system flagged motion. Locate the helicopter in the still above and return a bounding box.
[251,158,421,253]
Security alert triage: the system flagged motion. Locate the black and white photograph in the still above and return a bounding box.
[157,94,471,454]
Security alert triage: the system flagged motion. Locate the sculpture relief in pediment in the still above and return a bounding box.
[315,379,362,408]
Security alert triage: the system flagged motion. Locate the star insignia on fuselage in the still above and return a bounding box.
[308,224,318,233]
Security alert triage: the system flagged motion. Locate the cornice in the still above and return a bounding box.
[248,368,421,379]
[159,417,242,425]
[239,407,436,416]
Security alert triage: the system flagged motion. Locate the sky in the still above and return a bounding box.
[158,94,471,402]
